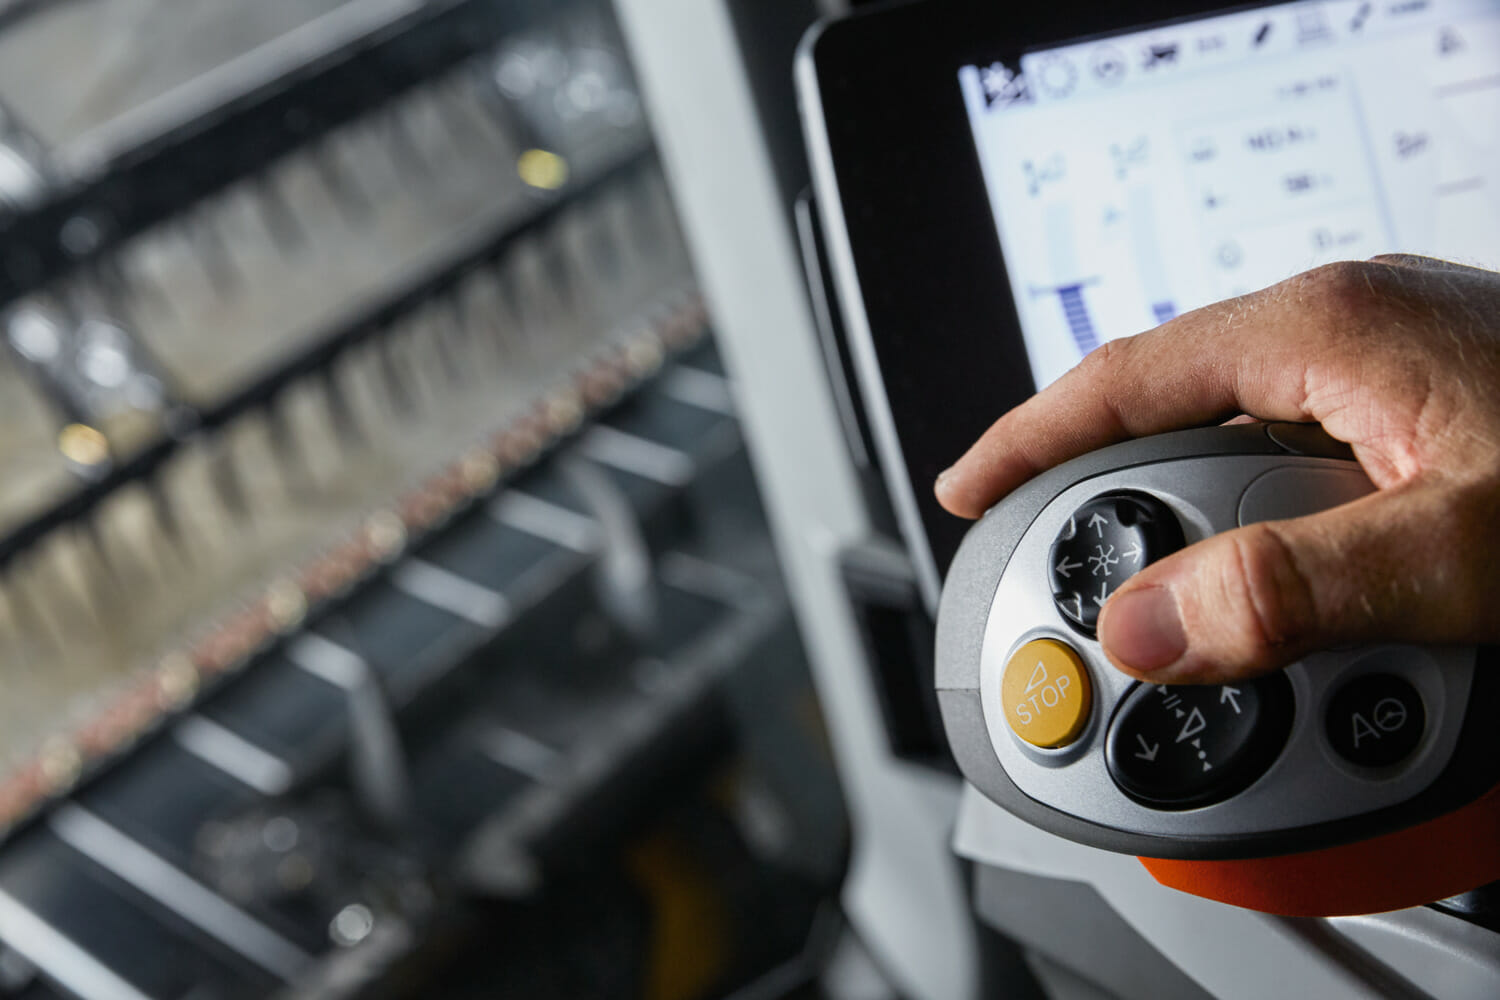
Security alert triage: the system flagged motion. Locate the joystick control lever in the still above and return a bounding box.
[935,424,1500,916]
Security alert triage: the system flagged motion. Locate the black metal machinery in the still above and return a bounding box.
[0,2,851,997]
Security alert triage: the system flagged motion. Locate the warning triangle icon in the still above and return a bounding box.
[1025,660,1049,693]
[1176,706,1207,743]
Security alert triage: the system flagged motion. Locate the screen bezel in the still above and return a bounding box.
[802,0,1282,608]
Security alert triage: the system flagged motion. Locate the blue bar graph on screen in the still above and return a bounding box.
[1056,283,1098,354]
[1128,187,1178,328]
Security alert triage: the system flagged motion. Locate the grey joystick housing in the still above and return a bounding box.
[935,423,1498,861]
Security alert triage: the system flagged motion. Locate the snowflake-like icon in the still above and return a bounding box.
[979,61,1032,108]
[1088,543,1119,577]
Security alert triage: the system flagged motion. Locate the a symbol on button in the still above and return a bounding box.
[1050,492,1183,636]
[1326,672,1425,768]
[1024,659,1048,693]
[1373,697,1407,732]
[1220,686,1242,714]
[1088,544,1118,577]
[1176,706,1206,743]
[1134,734,1159,761]
[1351,698,1409,747]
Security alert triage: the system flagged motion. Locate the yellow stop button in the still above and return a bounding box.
[1001,638,1093,748]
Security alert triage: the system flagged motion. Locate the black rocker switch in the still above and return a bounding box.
[1105,675,1295,810]
[1049,492,1184,635]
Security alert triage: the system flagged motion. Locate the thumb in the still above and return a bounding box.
[1095,481,1496,684]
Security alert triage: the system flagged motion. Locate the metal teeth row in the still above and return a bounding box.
[0,163,690,776]
[0,161,681,598]
[0,163,678,503]
[0,0,690,806]
[0,290,707,832]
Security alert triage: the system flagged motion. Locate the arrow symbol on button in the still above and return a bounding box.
[1134,735,1159,761]
[1093,580,1110,607]
[1176,706,1207,743]
[1088,512,1109,537]
[1055,557,1083,578]
[1220,686,1243,714]
[1122,541,1143,563]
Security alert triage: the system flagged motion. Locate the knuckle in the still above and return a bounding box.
[1221,523,1320,653]
[1069,339,1136,436]
[1300,260,1382,321]
[1079,335,1128,377]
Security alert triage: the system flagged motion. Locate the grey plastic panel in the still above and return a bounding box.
[1238,466,1376,525]
[954,787,1428,999]
[1332,905,1500,999]
[972,863,1213,1000]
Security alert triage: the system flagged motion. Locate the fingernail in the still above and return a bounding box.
[934,466,955,494]
[1100,586,1185,672]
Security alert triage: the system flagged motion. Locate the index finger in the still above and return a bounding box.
[934,263,1371,519]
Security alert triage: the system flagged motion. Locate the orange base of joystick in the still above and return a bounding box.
[1139,783,1500,916]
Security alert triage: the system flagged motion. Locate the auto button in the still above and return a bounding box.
[1326,673,1425,768]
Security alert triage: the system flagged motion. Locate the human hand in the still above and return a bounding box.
[935,256,1500,684]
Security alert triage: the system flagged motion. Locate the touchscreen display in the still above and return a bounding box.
[960,0,1500,390]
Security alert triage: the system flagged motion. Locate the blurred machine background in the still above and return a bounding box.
[15,2,1486,999]
[0,1,870,997]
